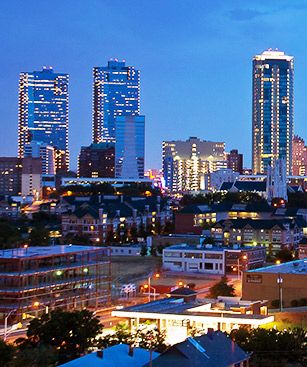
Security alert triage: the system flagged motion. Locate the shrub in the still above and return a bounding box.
[290,299,298,307]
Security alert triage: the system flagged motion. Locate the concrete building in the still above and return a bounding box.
[78,142,115,178]
[242,260,307,307]
[163,243,266,274]
[21,157,42,198]
[112,295,273,345]
[0,245,111,321]
[0,157,22,196]
[162,137,226,193]
[292,135,307,176]
[227,149,243,174]
[24,141,55,175]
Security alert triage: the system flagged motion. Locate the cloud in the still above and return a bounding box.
[228,8,265,21]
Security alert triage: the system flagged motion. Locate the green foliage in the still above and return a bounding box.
[0,339,15,366]
[230,327,307,365]
[28,227,50,246]
[208,276,235,298]
[275,248,293,262]
[12,343,58,367]
[287,192,307,208]
[0,220,22,248]
[16,309,102,364]
[140,244,147,256]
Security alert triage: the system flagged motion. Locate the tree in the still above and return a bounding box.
[140,244,147,256]
[98,322,131,348]
[28,226,50,246]
[0,339,15,366]
[275,248,293,262]
[17,309,103,364]
[12,343,58,367]
[208,276,235,298]
[0,220,22,248]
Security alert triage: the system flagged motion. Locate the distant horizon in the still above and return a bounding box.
[0,1,307,171]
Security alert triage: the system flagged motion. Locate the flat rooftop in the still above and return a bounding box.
[248,259,307,275]
[0,245,104,259]
[165,243,261,252]
[113,297,272,322]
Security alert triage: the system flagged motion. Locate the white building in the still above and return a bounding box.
[24,141,55,175]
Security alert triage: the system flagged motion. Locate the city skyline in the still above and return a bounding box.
[1,1,307,170]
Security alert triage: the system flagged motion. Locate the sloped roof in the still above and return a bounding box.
[147,331,249,367]
[213,218,288,230]
[233,181,266,192]
[59,344,159,367]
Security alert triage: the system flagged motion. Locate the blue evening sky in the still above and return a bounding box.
[0,0,307,170]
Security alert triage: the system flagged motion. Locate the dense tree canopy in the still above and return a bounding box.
[208,277,235,298]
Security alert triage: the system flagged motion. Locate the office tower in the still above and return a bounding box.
[292,135,307,176]
[24,141,55,175]
[115,115,145,179]
[92,60,140,143]
[252,49,294,175]
[0,157,22,196]
[78,142,115,178]
[18,67,69,171]
[227,149,243,174]
[162,137,226,192]
[21,157,42,198]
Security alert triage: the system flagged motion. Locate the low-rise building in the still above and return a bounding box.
[163,243,266,274]
[211,218,303,255]
[175,202,273,235]
[148,331,250,367]
[59,344,159,367]
[242,260,307,307]
[0,245,111,321]
[112,295,273,345]
[61,195,171,243]
[110,244,142,256]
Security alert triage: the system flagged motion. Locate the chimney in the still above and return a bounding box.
[128,345,134,357]
[97,350,103,359]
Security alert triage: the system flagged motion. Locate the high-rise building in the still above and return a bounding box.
[24,141,55,175]
[18,67,69,171]
[252,49,294,175]
[292,135,307,176]
[78,142,115,178]
[0,157,22,196]
[162,137,226,192]
[227,149,243,174]
[115,115,145,179]
[92,60,140,143]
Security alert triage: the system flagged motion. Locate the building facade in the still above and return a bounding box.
[0,157,22,196]
[227,149,243,174]
[292,135,307,176]
[163,243,266,274]
[252,50,294,175]
[0,245,111,321]
[242,260,307,307]
[78,142,115,178]
[92,60,140,143]
[24,141,55,175]
[21,157,42,198]
[115,115,145,179]
[162,137,226,193]
[18,67,69,171]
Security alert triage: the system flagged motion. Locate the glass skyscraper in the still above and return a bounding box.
[115,115,145,179]
[18,67,69,171]
[252,49,294,174]
[92,60,140,143]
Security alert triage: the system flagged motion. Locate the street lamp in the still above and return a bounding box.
[33,301,49,316]
[237,254,248,281]
[147,273,160,302]
[4,309,17,341]
[277,273,283,312]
